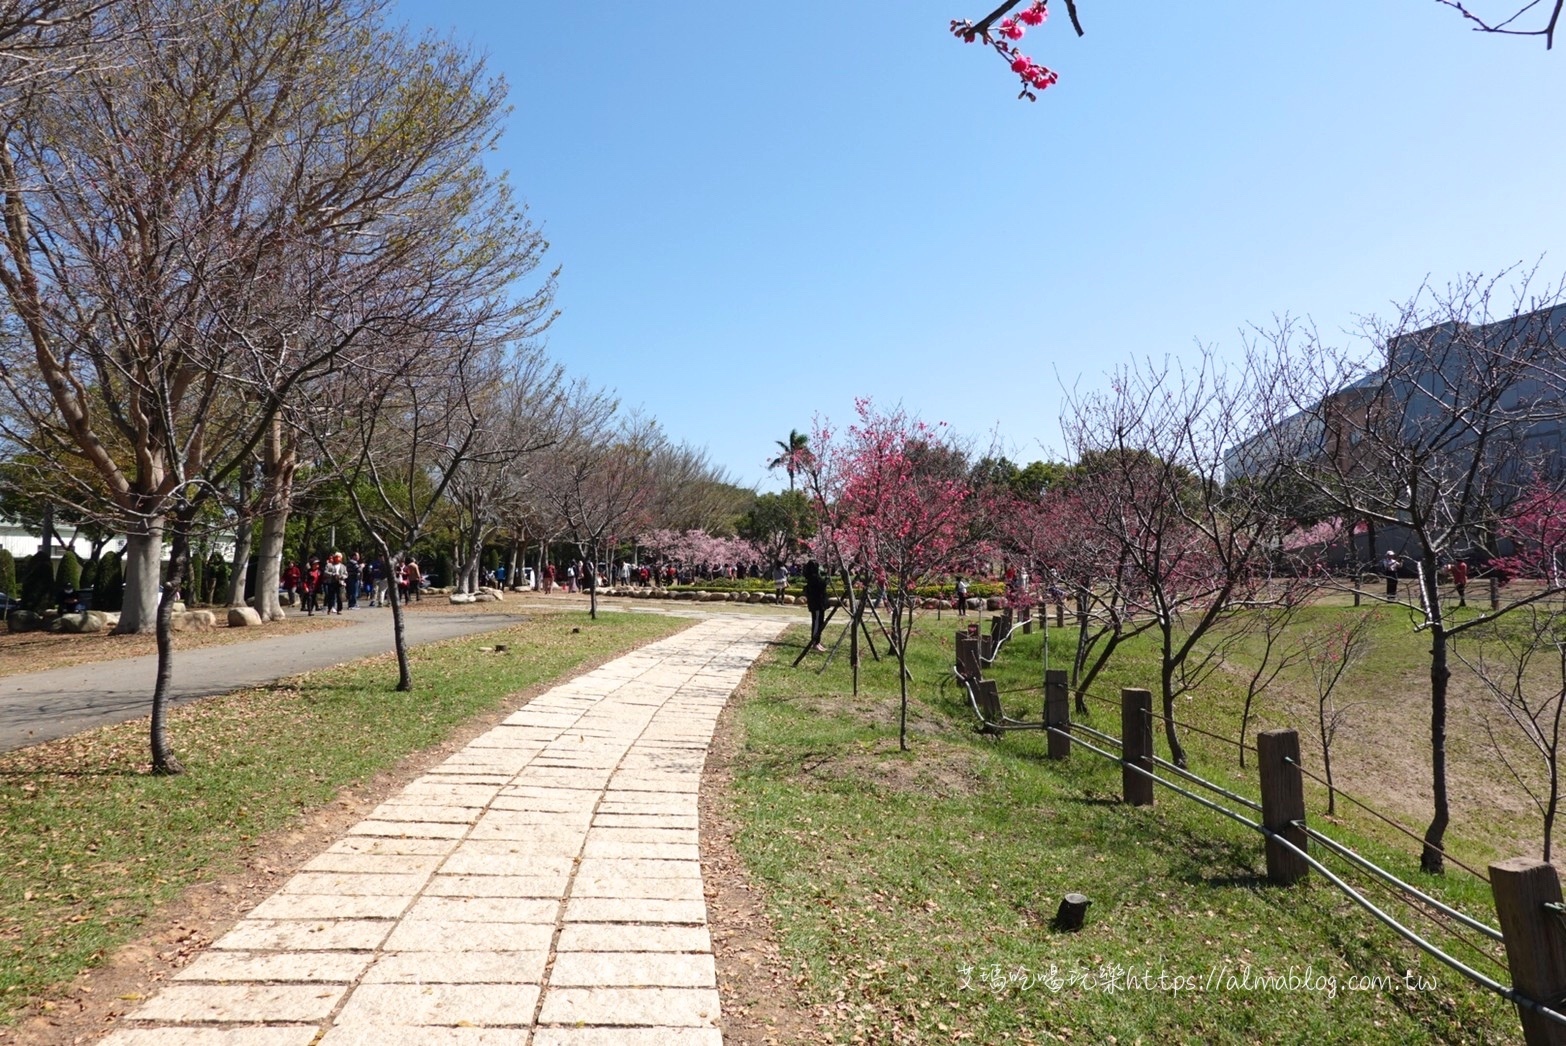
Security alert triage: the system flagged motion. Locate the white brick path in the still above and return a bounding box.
[102,616,783,1045]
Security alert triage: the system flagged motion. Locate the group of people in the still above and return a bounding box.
[1380,549,1472,606]
[282,553,424,616]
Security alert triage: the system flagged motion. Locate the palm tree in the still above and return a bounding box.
[768,429,811,491]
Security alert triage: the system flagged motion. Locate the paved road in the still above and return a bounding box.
[0,610,522,753]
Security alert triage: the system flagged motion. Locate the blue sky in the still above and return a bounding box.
[392,1,1565,490]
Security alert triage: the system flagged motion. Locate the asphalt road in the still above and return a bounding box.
[0,609,521,753]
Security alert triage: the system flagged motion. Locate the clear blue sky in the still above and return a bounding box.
[393,0,1565,491]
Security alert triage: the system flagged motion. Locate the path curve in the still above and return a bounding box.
[100,614,785,1044]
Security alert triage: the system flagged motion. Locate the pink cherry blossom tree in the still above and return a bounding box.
[814,400,981,750]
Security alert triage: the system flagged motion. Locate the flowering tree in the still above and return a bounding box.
[1495,480,1566,584]
[816,400,980,750]
[949,0,1077,100]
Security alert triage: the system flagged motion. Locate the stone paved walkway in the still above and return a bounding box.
[101,615,784,1045]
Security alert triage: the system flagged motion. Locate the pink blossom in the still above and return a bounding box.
[999,17,1024,39]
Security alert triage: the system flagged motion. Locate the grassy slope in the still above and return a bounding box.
[0,610,686,1021]
[731,610,1524,1044]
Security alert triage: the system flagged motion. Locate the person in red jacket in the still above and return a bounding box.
[302,558,322,616]
[283,561,301,606]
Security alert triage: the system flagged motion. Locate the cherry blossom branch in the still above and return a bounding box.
[950,0,1061,100]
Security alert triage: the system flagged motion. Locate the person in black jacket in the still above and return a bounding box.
[803,559,829,652]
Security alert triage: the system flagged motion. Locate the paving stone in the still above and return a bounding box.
[278,872,428,896]
[347,820,469,839]
[562,898,707,924]
[101,1030,321,1046]
[548,951,716,988]
[425,875,570,898]
[319,1027,525,1046]
[247,894,409,921]
[531,1029,721,1046]
[438,852,575,877]
[457,831,587,856]
[367,803,483,823]
[401,896,559,924]
[583,826,697,844]
[569,875,704,901]
[333,982,540,1026]
[302,852,445,875]
[579,840,699,861]
[213,919,393,952]
[130,983,346,1023]
[360,950,548,984]
[535,986,720,1027]
[174,950,375,983]
[380,919,553,953]
[575,858,701,880]
[325,837,457,857]
[591,814,698,830]
[556,924,711,952]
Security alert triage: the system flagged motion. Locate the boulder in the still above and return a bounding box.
[171,610,216,632]
[7,610,41,633]
[473,591,497,602]
[228,607,264,627]
[449,592,477,604]
[760,594,776,604]
[986,597,1002,611]
[170,601,188,613]
[57,611,109,634]
[102,612,121,629]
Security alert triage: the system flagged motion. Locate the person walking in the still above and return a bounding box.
[322,552,347,614]
[282,561,301,607]
[1382,550,1402,599]
[1451,559,1469,607]
[346,552,362,610]
[955,575,968,618]
[543,563,555,594]
[773,563,788,601]
[804,559,829,652]
[302,558,322,616]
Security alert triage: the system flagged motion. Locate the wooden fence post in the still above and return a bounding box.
[1257,729,1309,885]
[1020,605,1033,635]
[1045,669,1070,760]
[1121,688,1153,806]
[1492,576,1502,611]
[1491,857,1566,1046]
[1353,574,1362,607]
[955,633,980,680]
[1056,599,1066,628]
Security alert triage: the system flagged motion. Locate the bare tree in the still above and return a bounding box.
[1252,270,1566,870]
[1300,611,1377,815]
[1455,607,1566,860]
[536,410,660,620]
[1064,353,1292,769]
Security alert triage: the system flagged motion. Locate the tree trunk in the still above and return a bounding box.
[1421,562,1451,873]
[115,517,165,634]
[254,506,289,620]
[227,512,255,607]
[507,540,519,589]
[150,522,188,775]
[1161,638,1188,769]
[897,604,910,751]
[388,555,412,691]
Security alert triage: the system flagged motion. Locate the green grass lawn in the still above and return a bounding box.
[730,612,1526,1044]
[0,610,687,1022]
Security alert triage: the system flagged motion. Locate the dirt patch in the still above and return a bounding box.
[0,635,678,1046]
[702,673,831,1045]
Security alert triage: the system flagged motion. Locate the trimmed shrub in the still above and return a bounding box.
[0,549,14,599]
[20,549,53,611]
[93,550,123,611]
[56,549,81,592]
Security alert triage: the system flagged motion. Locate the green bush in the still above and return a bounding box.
[206,552,229,604]
[93,550,123,611]
[0,549,14,599]
[56,549,81,592]
[20,549,53,610]
[78,554,97,593]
